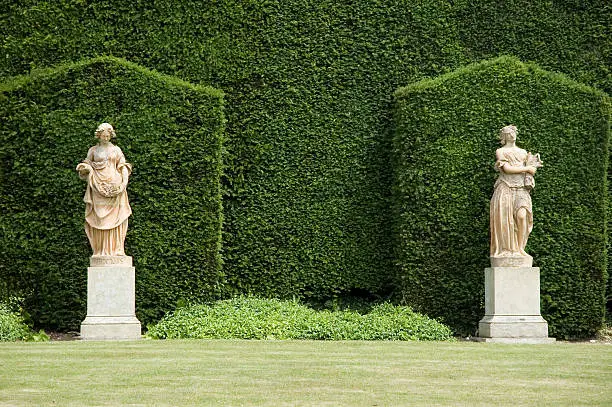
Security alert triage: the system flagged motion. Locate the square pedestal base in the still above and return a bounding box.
[477,267,554,343]
[81,316,142,340]
[471,337,556,344]
[80,261,141,340]
[479,315,551,338]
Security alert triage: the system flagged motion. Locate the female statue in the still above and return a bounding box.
[490,125,542,266]
[77,123,132,257]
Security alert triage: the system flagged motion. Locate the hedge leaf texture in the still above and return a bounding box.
[0,1,609,334]
[392,56,609,338]
[0,57,225,329]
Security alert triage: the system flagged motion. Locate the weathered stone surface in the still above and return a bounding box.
[479,129,553,343]
[90,255,132,267]
[479,315,549,338]
[77,123,132,257]
[80,263,141,340]
[478,267,554,342]
[78,125,140,341]
[490,125,542,267]
[80,317,142,341]
[483,267,541,315]
[490,254,532,268]
[472,337,556,344]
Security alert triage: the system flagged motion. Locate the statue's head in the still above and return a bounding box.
[499,125,517,145]
[95,123,116,141]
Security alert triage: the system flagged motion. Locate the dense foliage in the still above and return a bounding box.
[0,304,31,341]
[2,1,609,310]
[392,56,609,338]
[146,297,454,341]
[0,2,609,336]
[0,57,225,329]
[0,301,49,342]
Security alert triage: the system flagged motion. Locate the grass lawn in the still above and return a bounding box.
[0,340,610,406]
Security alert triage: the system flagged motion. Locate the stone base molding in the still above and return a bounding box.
[80,258,141,340]
[477,267,555,343]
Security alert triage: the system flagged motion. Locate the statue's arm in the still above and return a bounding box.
[496,150,536,175]
[76,148,94,179]
[121,166,129,188]
[116,147,132,190]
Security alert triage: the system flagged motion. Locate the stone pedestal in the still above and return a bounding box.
[80,256,141,340]
[477,267,555,343]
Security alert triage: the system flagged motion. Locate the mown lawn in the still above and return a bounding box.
[0,340,609,406]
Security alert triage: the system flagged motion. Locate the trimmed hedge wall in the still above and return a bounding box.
[392,56,609,338]
[0,2,610,331]
[218,1,465,300]
[0,57,225,329]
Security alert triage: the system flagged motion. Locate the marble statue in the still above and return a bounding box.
[77,123,132,257]
[477,125,552,343]
[490,125,542,267]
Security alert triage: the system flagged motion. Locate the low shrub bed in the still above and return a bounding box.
[0,303,48,342]
[146,297,454,341]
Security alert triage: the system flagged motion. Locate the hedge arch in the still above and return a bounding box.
[0,57,225,329]
[392,56,609,338]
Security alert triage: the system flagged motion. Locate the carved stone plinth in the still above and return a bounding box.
[90,255,133,267]
[477,267,554,343]
[80,256,141,340]
[490,254,532,268]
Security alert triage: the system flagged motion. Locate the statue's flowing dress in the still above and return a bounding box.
[490,147,532,257]
[78,145,132,256]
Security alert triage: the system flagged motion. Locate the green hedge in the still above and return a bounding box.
[0,2,610,329]
[0,57,225,329]
[146,297,454,341]
[392,56,609,338]
[217,1,465,301]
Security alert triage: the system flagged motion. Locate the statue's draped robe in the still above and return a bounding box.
[490,147,533,257]
[77,145,132,256]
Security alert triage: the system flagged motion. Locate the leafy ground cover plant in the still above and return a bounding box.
[146,297,454,341]
[0,302,48,342]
